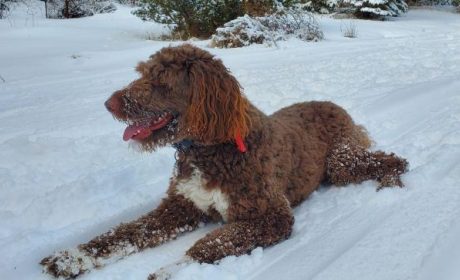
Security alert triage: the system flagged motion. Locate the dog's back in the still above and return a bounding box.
[272,101,370,147]
[268,101,371,206]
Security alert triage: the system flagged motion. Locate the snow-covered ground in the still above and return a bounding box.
[1,2,460,280]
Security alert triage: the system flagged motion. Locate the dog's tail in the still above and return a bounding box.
[351,124,372,149]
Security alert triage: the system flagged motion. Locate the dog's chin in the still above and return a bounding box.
[138,133,177,152]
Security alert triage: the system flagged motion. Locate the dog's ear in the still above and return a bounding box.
[135,61,149,75]
[185,59,251,144]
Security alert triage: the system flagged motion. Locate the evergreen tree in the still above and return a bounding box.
[133,0,244,39]
[343,0,408,18]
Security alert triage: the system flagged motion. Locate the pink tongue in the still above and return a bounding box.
[122,116,172,141]
[123,124,151,141]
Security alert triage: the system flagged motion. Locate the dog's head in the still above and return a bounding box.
[105,44,250,151]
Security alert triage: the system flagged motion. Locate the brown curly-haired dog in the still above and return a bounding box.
[41,44,408,279]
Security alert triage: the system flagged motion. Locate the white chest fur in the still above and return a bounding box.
[175,167,229,221]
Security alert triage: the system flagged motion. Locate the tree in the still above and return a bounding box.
[343,0,408,18]
[134,0,245,38]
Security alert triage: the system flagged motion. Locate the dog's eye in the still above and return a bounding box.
[152,84,169,97]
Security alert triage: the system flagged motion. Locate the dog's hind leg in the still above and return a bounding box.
[40,194,206,279]
[326,141,408,190]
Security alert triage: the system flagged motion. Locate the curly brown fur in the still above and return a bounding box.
[326,143,408,190]
[41,195,205,278]
[186,206,294,263]
[42,44,408,279]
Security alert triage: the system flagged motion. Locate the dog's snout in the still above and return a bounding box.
[105,95,121,114]
[105,99,114,112]
[105,91,128,120]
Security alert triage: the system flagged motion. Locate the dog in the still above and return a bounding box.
[41,44,408,279]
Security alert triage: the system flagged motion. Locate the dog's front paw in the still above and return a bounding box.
[40,249,96,279]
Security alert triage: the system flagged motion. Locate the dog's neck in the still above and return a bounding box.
[173,105,266,157]
[173,139,194,154]
[173,138,243,156]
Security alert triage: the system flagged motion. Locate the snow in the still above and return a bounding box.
[1,2,460,280]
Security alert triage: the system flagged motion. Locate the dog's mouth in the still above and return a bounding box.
[123,112,174,141]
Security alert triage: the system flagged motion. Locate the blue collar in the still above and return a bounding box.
[173,139,194,153]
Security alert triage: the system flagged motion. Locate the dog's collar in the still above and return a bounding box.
[173,136,247,156]
[173,139,194,154]
[235,131,247,153]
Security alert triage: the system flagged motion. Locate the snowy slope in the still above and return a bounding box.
[1,2,460,280]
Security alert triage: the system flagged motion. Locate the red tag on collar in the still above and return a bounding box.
[235,131,247,153]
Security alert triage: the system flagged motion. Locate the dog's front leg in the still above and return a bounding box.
[41,194,205,279]
[148,201,294,280]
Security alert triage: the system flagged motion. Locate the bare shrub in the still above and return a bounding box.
[45,0,116,19]
[341,20,357,38]
[143,27,183,41]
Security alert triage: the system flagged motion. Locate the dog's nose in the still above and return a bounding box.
[105,97,121,114]
[104,99,112,112]
[104,99,113,112]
